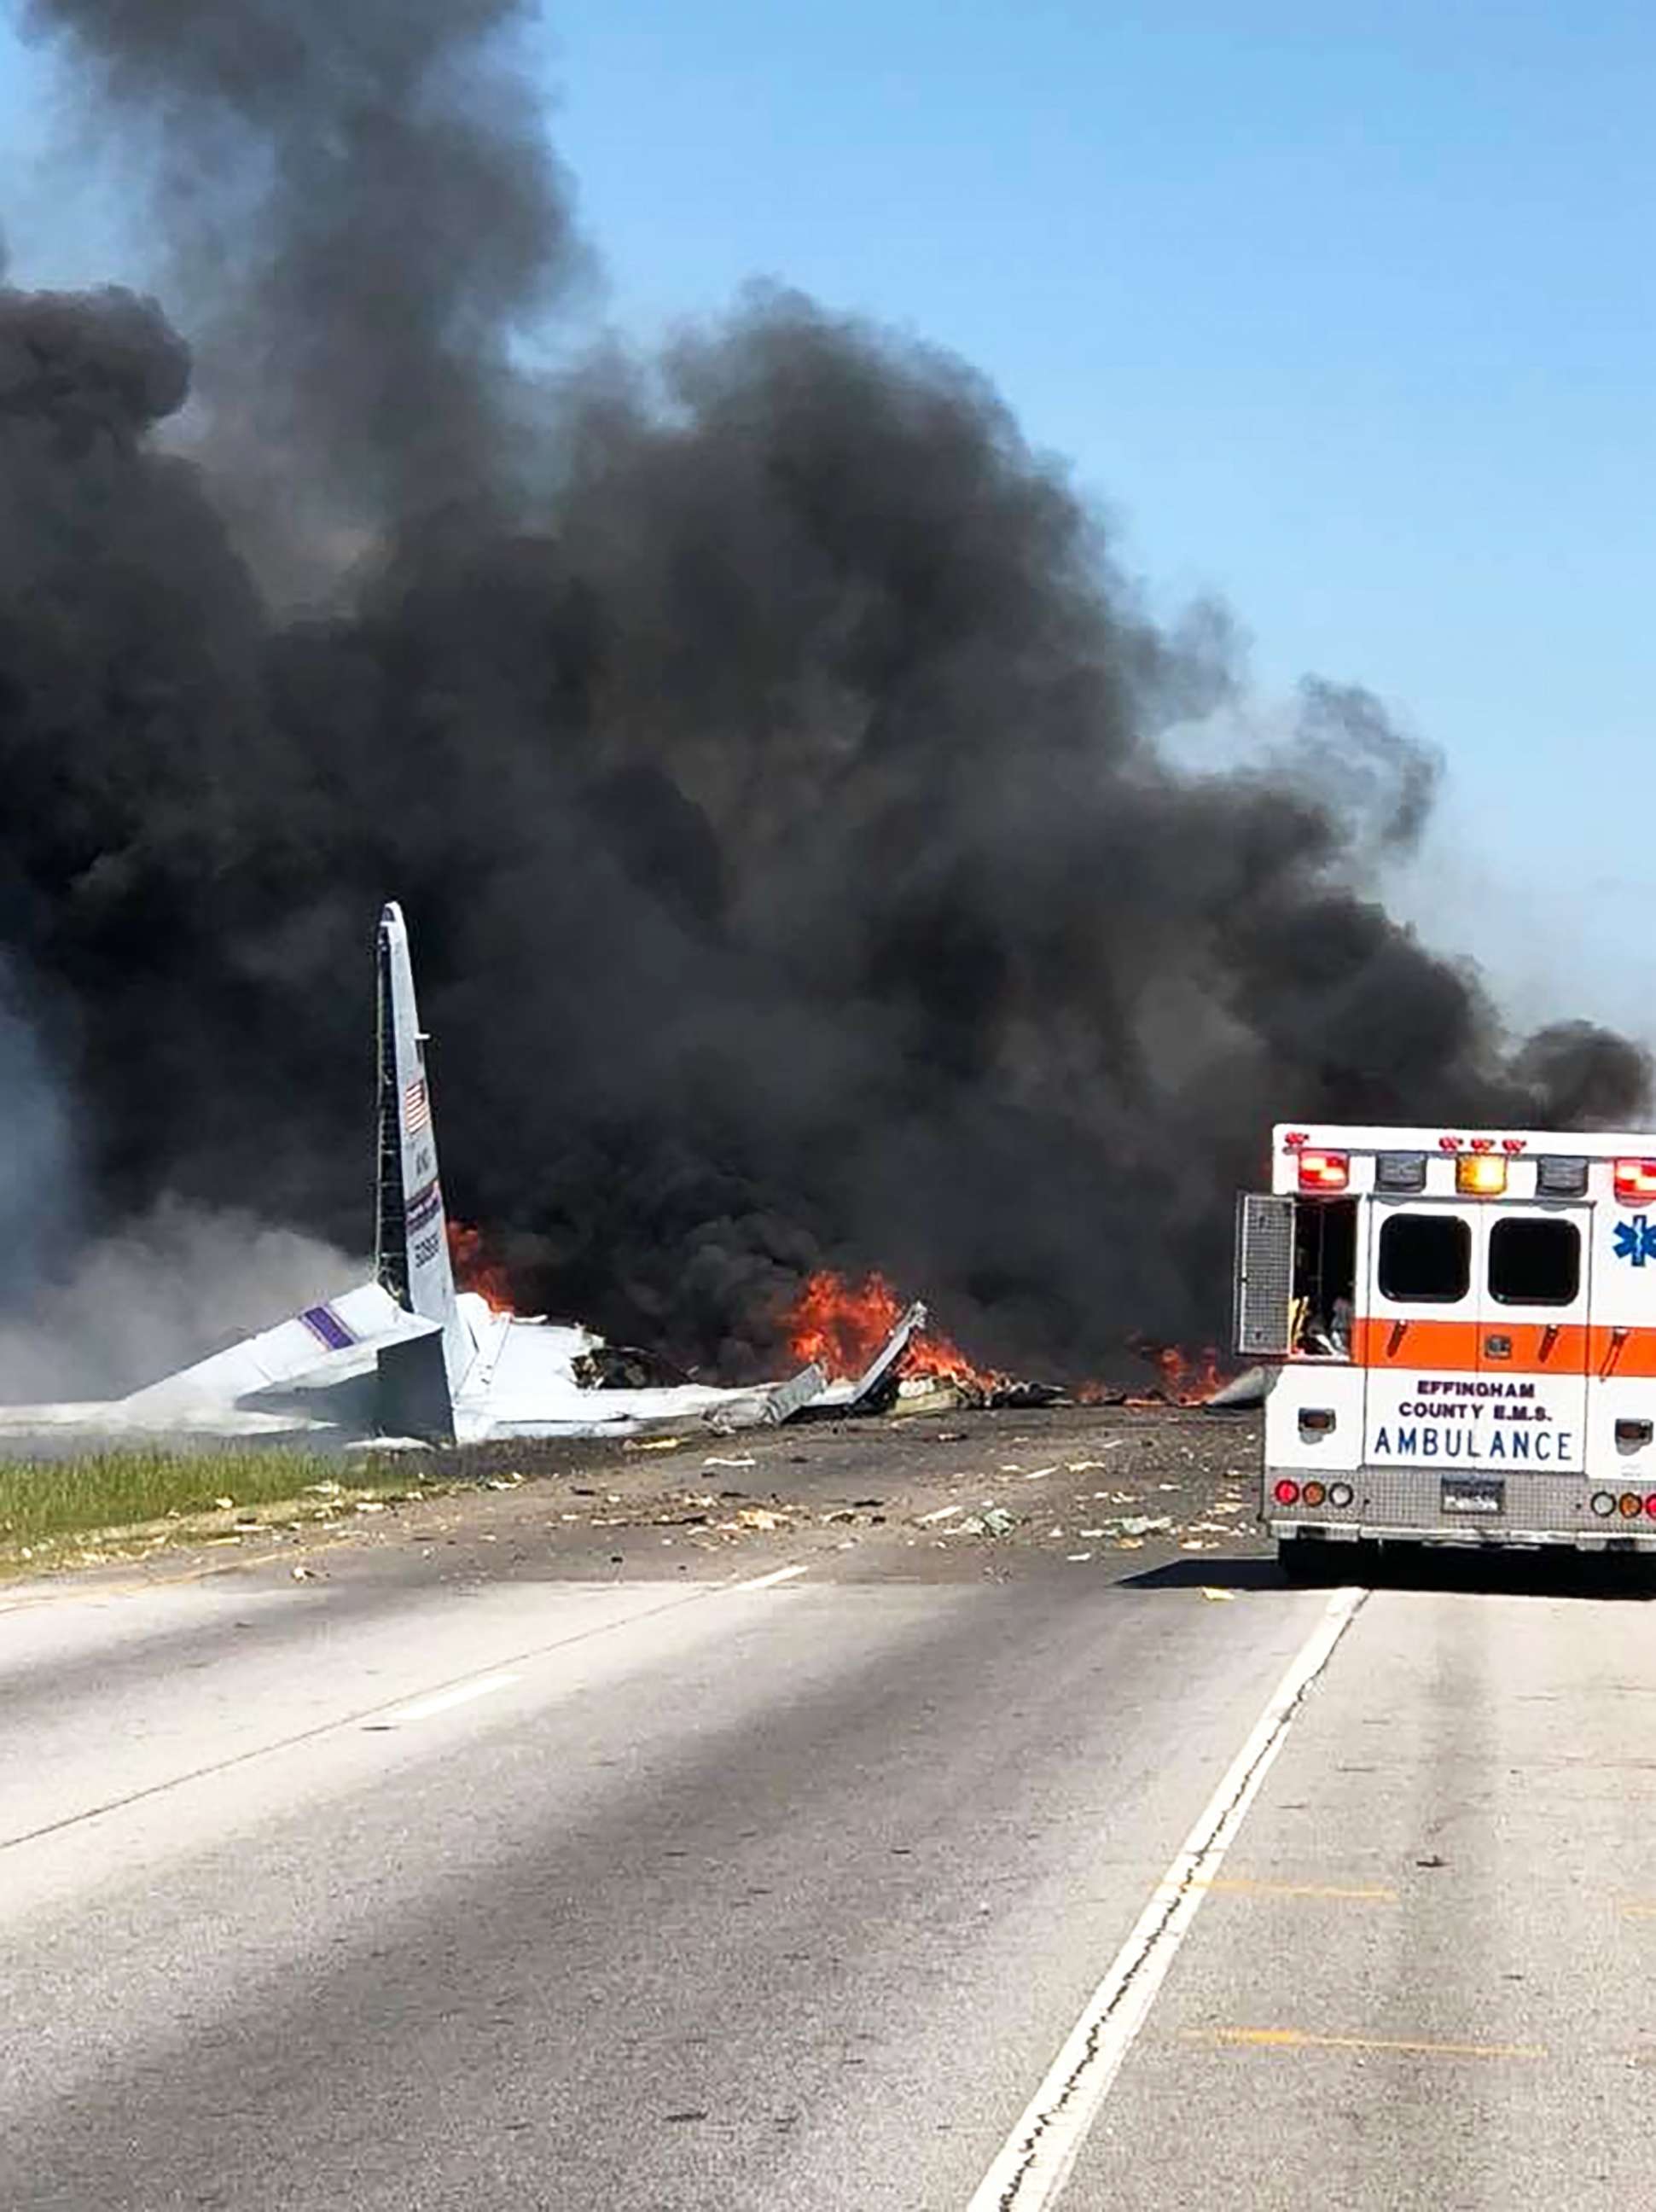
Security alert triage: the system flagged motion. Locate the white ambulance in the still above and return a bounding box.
[1235,1124,1656,1572]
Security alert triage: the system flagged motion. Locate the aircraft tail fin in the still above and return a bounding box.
[375,902,469,1389]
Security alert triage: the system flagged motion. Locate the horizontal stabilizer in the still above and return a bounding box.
[112,1281,433,1429]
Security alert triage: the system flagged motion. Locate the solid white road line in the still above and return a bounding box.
[382,1672,522,1724]
[965,1584,1366,2212]
[732,1563,811,1592]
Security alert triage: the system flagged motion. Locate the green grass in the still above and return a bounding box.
[0,1447,430,1566]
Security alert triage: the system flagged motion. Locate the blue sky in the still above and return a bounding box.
[2,2,1653,1039]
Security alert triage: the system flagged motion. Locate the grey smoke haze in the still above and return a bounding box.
[0,1198,361,1399]
[0,960,75,1302]
[0,0,1646,1382]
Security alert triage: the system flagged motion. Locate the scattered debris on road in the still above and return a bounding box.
[3,1403,1267,1587]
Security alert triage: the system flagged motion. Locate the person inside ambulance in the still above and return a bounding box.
[1288,1191,1357,1358]
[1292,1293,1350,1357]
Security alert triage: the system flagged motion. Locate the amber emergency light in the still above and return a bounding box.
[1456,1155,1508,1196]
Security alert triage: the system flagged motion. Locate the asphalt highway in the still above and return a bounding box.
[5,1410,1656,2209]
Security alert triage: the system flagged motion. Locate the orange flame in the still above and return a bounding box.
[1123,1339,1230,1406]
[784,1270,997,1389]
[446,1220,517,1313]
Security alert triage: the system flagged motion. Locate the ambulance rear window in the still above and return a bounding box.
[1489,1218,1580,1306]
[1378,1213,1471,1303]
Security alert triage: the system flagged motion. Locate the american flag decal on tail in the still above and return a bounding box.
[403,1077,431,1136]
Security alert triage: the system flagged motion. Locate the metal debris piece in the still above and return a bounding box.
[990,1379,1069,1409]
[894,1380,967,1415]
[575,1343,691,1390]
[1204,1366,1267,1410]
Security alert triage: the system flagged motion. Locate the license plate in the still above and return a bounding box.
[1442,1476,1504,1516]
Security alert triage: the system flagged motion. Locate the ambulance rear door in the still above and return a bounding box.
[1475,1200,1590,1477]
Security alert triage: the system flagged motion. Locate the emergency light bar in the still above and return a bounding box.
[1614,1160,1656,1204]
[1296,1150,1349,1191]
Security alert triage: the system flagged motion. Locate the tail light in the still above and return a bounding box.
[1328,1483,1355,1509]
[1273,1478,1300,1506]
[1620,1493,1643,1518]
[1591,1492,1618,1517]
[1301,1481,1327,1508]
[1615,1160,1656,1204]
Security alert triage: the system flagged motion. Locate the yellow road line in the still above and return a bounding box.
[1199,1877,1397,1902]
[1183,2027,1545,2061]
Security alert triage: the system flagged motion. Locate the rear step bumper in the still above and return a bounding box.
[1269,1518,1656,1552]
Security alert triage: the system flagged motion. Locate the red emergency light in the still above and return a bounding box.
[1614,1159,1656,1204]
[1297,1150,1349,1192]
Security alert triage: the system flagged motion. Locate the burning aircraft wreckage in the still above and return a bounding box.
[0,905,1253,1448]
[0,904,1090,1448]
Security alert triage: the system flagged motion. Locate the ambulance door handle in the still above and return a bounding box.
[1386,1321,1409,1358]
[1484,1335,1511,1360]
[1538,1325,1560,1361]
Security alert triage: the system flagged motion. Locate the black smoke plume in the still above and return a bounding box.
[0,0,1646,1380]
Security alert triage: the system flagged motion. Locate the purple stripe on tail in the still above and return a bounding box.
[300,1304,356,1353]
